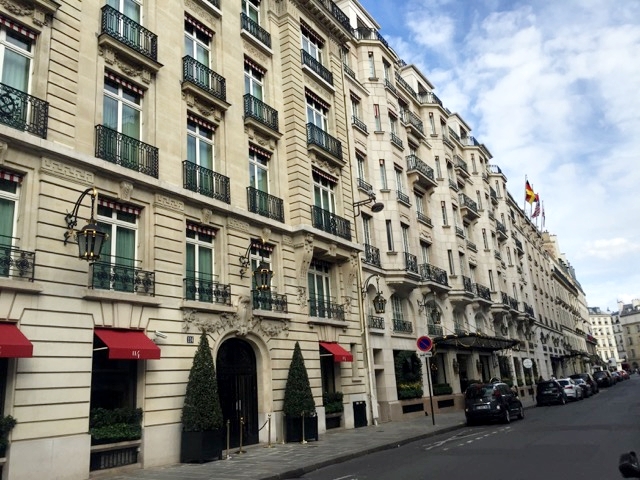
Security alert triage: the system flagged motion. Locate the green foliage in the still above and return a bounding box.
[394,350,422,383]
[397,382,423,400]
[181,333,223,432]
[323,391,344,414]
[89,407,142,444]
[0,415,17,450]
[283,342,316,417]
[432,383,453,396]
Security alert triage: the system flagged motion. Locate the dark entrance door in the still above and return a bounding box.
[217,338,259,448]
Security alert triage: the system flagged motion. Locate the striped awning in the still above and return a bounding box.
[185,14,213,38]
[305,88,329,110]
[105,71,145,96]
[300,20,324,47]
[244,56,266,75]
[0,170,23,183]
[312,166,337,184]
[0,14,36,40]
[187,223,216,237]
[98,198,141,216]
[249,143,272,158]
[187,112,216,132]
[251,239,274,252]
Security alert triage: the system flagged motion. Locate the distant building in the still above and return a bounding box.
[617,300,640,370]
[588,306,621,369]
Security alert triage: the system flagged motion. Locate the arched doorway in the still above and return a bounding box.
[216,338,259,448]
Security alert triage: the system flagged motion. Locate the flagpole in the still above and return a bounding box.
[523,176,528,216]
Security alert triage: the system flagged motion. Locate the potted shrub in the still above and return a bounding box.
[394,350,423,400]
[323,391,343,429]
[283,342,317,442]
[181,333,224,463]
[0,415,16,457]
[432,383,453,396]
[89,407,142,445]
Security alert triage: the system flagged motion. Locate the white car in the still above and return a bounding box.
[557,378,583,401]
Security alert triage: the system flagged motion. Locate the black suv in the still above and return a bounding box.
[536,379,567,406]
[593,370,613,388]
[464,382,524,425]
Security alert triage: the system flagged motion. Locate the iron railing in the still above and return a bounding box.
[418,91,442,107]
[368,314,385,330]
[183,274,231,304]
[343,63,356,79]
[448,178,459,191]
[454,155,469,174]
[427,323,443,336]
[353,27,390,50]
[390,132,403,149]
[89,258,155,296]
[393,319,413,333]
[101,5,157,61]
[0,242,35,281]
[183,160,230,203]
[244,94,279,132]
[459,193,478,214]
[240,12,271,48]
[90,447,138,471]
[357,177,373,194]
[352,115,368,132]
[0,82,48,138]
[474,283,491,301]
[396,190,410,205]
[252,289,287,312]
[461,275,473,294]
[308,295,345,320]
[395,73,417,99]
[95,125,159,178]
[455,226,465,238]
[501,291,509,306]
[401,109,424,134]
[406,155,435,182]
[183,56,227,102]
[310,206,351,240]
[404,252,419,274]
[454,323,467,335]
[301,49,333,85]
[524,303,535,317]
[515,238,524,253]
[466,239,477,252]
[419,263,448,287]
[417,212,432,226]
[494,250,502,261]
[307,123,342,160]
[496,220,507,238]
[384,78,397,96]
[363,244,381,267]
[247,186,284,222]
[508,296,519,311]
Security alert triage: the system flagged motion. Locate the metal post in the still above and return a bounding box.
[236,417,245,454]
[264,414,273,448]
[426,355,435,426]
[225,419,231,459]
[301,411,307,444]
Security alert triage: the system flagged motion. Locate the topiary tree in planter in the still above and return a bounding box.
[283,341,317,442]
[181,333,224,463]
[0,415,16,457]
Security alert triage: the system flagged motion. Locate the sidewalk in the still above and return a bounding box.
[102,395,536,480]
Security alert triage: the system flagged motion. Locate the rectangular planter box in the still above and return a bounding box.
[181,429,224,463]
[284,415,318,443]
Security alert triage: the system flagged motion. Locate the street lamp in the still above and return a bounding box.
[354,192,384,216]
[361,274,386,314]
[63,187,107,263]
[239,232,273,289]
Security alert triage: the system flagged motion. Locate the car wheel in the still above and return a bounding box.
[560,396,566,405]
[503,409,511,424]
[518,406,524,420]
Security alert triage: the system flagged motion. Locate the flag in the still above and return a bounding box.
[525,181,536,204]
[532,200,541,218]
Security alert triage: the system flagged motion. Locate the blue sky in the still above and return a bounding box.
[358,0,640,312]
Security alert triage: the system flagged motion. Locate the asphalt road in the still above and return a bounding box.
[292,375,640,480]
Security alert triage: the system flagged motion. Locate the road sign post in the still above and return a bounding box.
[417,336,435,426]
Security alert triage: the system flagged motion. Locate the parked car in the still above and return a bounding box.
[557,378,584,401]
[570,373,599,394]
[464,382,524,425]
[619,370,630,380]
[611,371,622,383]
[536,379,568,406]
[573,377,592,397]
[593,370,613,388]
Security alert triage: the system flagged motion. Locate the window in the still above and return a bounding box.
[301,24,322,63]
[385,219,394,251]
[471,154,477,173]
[415,192,425,216]
[357,152,366,182]
[184,16,211,67]
[488,270,494,291]
[420,242,430,264]
[242,0,260,23]
[313,170,336,214]
[373,104,381,131]
[350,95,362,120]
[96,201,139,292]
[367,51,375,78]
[495,180,501,197]
[0,173,19,277]
[459,253,466,277]
[308,258,333,318]
[306,95,328,131]
[507,247,512,265]
[186,224,215,302]
[389,113,398,135]
[428,112,436,135]
[394,166,405,195]
[383,60,391,81]
[103,74,142,167]
[362,215,372,245]
[107,0,141,44]
[391,295,405,321]
[401,224,410,254]
[447,249,455,275]
[0,23,33,98]
[482,228,488,249]
[476,190,482,210]
[244,60,264,100]
[186,115,215,190]
[441,201,448,226]
[435,156,442,178]
[379,159,387,189]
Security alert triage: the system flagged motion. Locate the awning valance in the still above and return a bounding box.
[320,342,352,362]
[0,323,33,358]
[433,332,519,352]
[94,328,161,360]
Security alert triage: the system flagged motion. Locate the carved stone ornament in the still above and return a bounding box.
[0,141,8,166]
[0,0,33,17]
[119,181,133,201]
[295,233,314,285]
[201,208,212,225]
[297,286,307,311]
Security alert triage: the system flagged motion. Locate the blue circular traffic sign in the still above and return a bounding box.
[417,335,433,352]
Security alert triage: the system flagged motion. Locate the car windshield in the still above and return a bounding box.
[539,382,557,390]
[594,371,606,378]
[465,385,494,399]
[558,380,570,386]
[575,379,585,384]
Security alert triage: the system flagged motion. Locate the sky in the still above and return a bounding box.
[358,0,640,312]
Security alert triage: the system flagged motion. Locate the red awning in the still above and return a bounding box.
[94,328,161,360]
[320,342,353,363]
[0,323,33,358]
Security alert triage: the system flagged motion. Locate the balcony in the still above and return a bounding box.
[247,187,284,222]
[343,63,356,80]
[0,82,49,138]
[384,78,398,96]
[309,295,345,321]
[508,296,519,312]
[419,263,449,291]
[353,27,390,51]
[454,154,469,179]
[496,220,508,241]
[400,109,424,137]
[98,5,161,73]
[252,289,288,312]
[427,323,443,337]
[461,275,474,294]
[395,73,417,99]
[417,212,432,227]
[301,49,333,86]
[310,206,351,240]
[396,190,410,206]
[240,12,271,49]
[514,238,524,256]
[404,252,419,275]
[357,177,374,195]
[489,186,498,205]
[297,0,352,42]
[368,314,385,330]
[494,250,502,261]
[390,132,404,150]
[363,244,381,267]
[459,193,479,221]
[244,94,280,139]
[183,160,230,204]
[461,135,481,147]
[95,125,159,178]
[182,56,229,112]
[523,302,535,317]
[418,91,443,108]
[466,239,477,252]
[474,282,492,303]
[352,115,368,133]
[184,274,231,305]
[307,123,343,165]
[0,243,35,281]
[406,154,437,190]
[89,258,155,296]
[448,178,459,192]
[393,319,413,334]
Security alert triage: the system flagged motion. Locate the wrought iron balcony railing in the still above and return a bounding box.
[454,155,469,174]
[90,257,155,296]
[474,283,491,301]
[404,252,419,274]
[427,323,443,336]
[252,289,287,312]
[395,73,417,99]
[393,319,413,333]
[418,91,442,107]
[0,82,48,138]
[363,243,381,267]
[496,220,507,238]
[95,125,159,178]
[384,78,397,96]
[343,63,356,79]
[301,49,333,85]
[183,160,230,203]
[241,12,271,48]
[390,132,403,149]
[244,94,279,132]
[310,205,351,240]
[462,135,480,146]
[368,314,385,330]
[396,190,410,206]
[247,186,284,222]
[515,238,524,253]
[524,303,535,317]
[183,56,227,102]
[401,109,424,134]
[494,250,502,261]
[448,178,459,191]
[448,127,460,143]
[417,212,432,226]
[466,239,477,252]
[101,5,157,61]
[352,115,368,132]
[508,296,519,311]
[406,155,435,182]
[357,177,373,194]
[501,291,509,306]
[307,123,342,161]
[461,275,473,294]
[353,27,390,50]
[0,242,35,281]
[459,193,479,215]
[308,295,345,321]
[419,263,448,287]
[455,226,465,239]
[184,274,231,304]
[454,323,467,335]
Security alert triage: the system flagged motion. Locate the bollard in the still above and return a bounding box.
[301,411,307,445]
[264,414,273,448]
[236,416,246,454]
[225,419,231,459]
